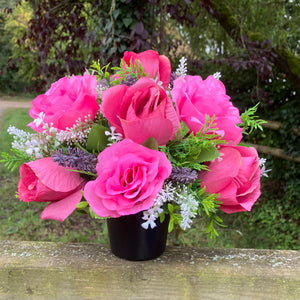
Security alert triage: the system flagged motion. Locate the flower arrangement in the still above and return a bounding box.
[1,50,269,239]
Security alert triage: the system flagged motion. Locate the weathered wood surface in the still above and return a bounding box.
[0,241,299,300]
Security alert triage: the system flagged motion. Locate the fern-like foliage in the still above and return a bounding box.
[89,61,111,83]
[239,103,267,135]
[0,149,31,171]
[111,58,147,84]
[196,184,225,238]
[160,116,226,171]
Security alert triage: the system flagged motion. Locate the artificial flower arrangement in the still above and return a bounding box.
[1,50,268,253]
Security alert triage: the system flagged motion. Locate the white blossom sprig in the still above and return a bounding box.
[176,56,188,78]
[141,182,199,230]
[213,72,222,80]
[8,126,43,159]
[104,126,123,145]
[55,115,94,145]
[259,157,271,177]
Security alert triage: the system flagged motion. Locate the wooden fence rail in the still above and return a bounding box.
[0,240,299,300]
[247,120,300,163]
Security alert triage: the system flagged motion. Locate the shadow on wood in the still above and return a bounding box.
[0,241,299,299]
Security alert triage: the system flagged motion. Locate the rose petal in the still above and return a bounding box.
[101,84,128,134]
[27,157,86,192]
[40,189,83,222]
[120,116,173,145]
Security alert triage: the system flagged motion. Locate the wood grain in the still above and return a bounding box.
[0,240,299,300]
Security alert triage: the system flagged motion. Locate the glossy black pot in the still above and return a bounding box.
[107,211,169,261]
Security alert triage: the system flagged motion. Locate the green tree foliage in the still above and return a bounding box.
[0,0,31,92]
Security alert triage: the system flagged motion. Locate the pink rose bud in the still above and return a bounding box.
[122,50,171,89]
[101,78,180,145]
[18,157,87,221]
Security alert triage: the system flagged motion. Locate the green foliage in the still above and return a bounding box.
[239,103,267,135]
[0,108,32,175]
[89,207,102,219]
[195,184,224,238]
[89,58,147,86]
[167,203,182,233]
[89,61,111,83]
[142,137,159,151]
[0,148,30,171]
[76,200,89,211]
[86,124,109,152]
[111,58,147,84]
[0,2,32,92]
[3,1,36,84]
[161,117,225,171]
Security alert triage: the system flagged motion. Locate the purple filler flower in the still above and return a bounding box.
[121,74,137,86]
[52,147,97,174]
[168,166,198,185]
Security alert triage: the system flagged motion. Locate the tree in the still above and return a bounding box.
[201,0,300,92]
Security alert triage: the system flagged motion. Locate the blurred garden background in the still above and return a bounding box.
[0,0,299,250]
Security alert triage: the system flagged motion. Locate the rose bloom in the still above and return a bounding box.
[122,50,171,89]
[84,139,172,218]
[18,157,87,221]
[101,77,180,146]
[199,146,261,213]
[28,75,99,132]
[171,75,243,145]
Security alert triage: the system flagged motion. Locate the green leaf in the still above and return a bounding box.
[179,121,190,137]
[196,145,220,163]
[237,142,251,147]
[168,203,174,213]
[123,17,133,28]
[160,212,166,223]
[239,103,267,135]
[168,220,174,233]
[89,207,101,219]
[0,149,31,171]
[76,201,89,210]
[142,137,158,150]
[86,125,109,152]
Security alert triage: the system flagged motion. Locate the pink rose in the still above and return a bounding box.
[84,139,172,218]
[28,75,99,132]
[122,50,171,89]
[101,77,180,145]
[18,157,87,221]
[199,146,261,213]
[171,75,243,145]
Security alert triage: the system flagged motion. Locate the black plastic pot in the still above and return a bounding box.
[107,211,170,261]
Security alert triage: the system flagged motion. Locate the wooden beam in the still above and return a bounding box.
[246,142,300,163]
[0,241,299,299]
[262,120,282,131]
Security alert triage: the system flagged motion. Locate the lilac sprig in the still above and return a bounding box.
[52,147,98,174]
[168,166,198,185]
[169,72,179,89]
[121,74,137,86]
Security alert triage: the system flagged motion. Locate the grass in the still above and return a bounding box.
[0,109,299,250]
[0,108,109,244]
